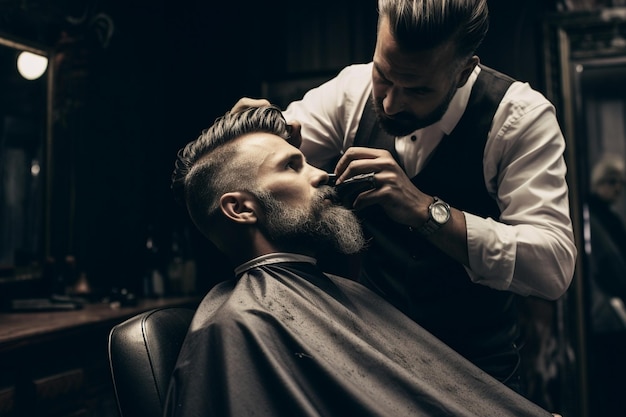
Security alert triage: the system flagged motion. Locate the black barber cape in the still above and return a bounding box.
[164,253,551,417]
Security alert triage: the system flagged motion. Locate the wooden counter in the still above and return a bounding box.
[0,296,201,417]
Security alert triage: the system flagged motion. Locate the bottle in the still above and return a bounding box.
[143,225,165,298]
[180,224,197,295]
[167,230,184,295]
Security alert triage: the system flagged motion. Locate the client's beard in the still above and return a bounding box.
[256,187,366,255]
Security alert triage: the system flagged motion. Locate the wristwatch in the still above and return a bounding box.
[416,197,450,237]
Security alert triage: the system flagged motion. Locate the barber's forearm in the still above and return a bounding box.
[424,207,470,267]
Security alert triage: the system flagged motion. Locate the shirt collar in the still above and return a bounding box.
[234,252,317,277]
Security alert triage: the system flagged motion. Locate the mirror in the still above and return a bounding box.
[572,52,626,417]
[0,34,51,298]
[543,9,626,417]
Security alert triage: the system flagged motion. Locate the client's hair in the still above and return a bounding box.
[171,105,290,234]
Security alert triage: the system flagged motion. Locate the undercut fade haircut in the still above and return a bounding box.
[378,0,489,62]
[171,105,290,234]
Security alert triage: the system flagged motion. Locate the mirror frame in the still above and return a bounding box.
[0,33,53,281]
[542,9,626,417]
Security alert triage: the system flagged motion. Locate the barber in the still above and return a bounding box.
[232,0,577,393]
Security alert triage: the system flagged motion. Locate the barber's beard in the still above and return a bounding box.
[256,187,366,255]
[372,83,457,137]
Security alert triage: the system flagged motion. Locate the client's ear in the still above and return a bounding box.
[219,192,259,225]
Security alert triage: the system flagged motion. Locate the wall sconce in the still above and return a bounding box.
[17,51,48,80]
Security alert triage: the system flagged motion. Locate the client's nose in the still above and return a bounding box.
[309,165,334,187]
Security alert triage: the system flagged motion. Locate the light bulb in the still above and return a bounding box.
[17,51,48,80]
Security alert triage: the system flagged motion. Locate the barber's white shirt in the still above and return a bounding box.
[284,63,577,299]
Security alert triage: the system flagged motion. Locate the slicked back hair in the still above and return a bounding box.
[378,0,489,63]
[171,105,290,235]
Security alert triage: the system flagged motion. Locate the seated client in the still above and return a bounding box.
[165,105,552,417]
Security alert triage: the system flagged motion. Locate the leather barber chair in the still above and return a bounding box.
[108,307,194,417]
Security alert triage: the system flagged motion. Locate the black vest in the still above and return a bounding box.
[354,66,520,380]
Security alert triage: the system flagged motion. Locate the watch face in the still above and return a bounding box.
[431,202,450,223]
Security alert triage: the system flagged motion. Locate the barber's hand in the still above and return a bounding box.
[230,97,271,113]
[334,147,431,227]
